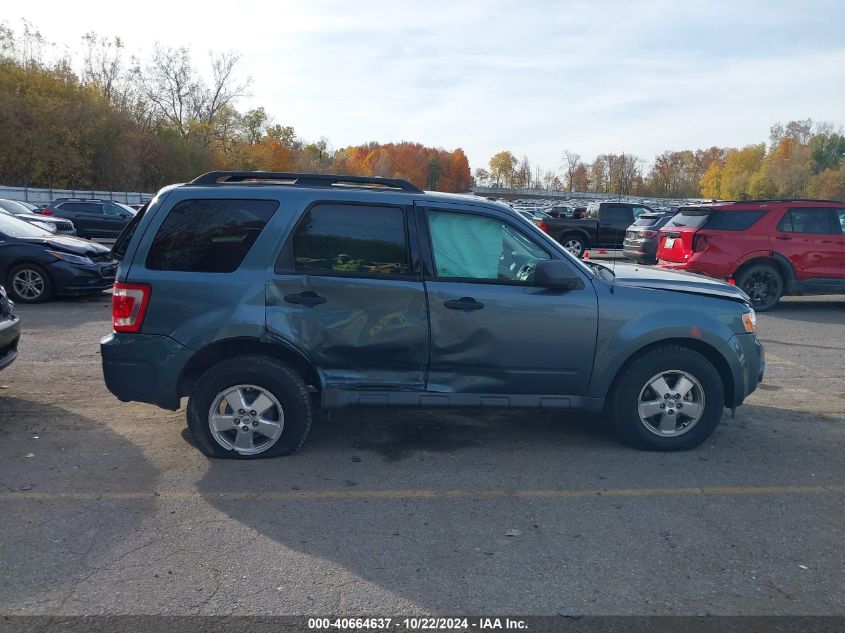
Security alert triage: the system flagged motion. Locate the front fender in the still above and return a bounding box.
[588,283,743,399]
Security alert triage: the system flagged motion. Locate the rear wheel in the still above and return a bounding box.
[609,346,725,451]
[735,263,783,311]
[560,235,587,258]
[187,355,312,459]
[7,263,53,303]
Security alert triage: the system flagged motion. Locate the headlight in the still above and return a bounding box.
[742,308,757,333]
[31,221,56,233]
[47,250,94,266]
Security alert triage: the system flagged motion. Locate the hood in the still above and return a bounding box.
[16,212,58,223]
[18,235,111,257]
[608,262,750,303]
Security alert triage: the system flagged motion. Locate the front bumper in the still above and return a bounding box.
[0,316,21,371]
[50,260,117,294]
[723,333,765,407]
[100,333,193,410]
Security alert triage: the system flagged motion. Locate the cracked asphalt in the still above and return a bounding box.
[0,293,843,616]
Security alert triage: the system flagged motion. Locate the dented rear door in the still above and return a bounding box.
[266,201,428,390]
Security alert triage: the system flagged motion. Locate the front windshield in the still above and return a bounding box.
[0,213,54,238]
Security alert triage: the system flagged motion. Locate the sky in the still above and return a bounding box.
[7,0,845,173]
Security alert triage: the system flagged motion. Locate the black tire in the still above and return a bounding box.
[187,355,312,459]
[609,345,725,451]
[6,263,54,303]
[734,263,783,311]
[559,234,587,258]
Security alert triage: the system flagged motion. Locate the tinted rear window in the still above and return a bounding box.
[666,209,711,229]
[633,215,663,227]
[146,199,278,272]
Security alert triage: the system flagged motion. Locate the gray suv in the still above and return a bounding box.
[101,171,764,458]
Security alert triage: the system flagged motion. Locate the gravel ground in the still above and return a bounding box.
[0,293,843,616]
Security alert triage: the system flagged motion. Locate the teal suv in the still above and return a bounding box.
[101,172,764,458]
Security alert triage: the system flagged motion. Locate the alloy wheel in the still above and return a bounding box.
[208,384,285,455]
[563,239,583,257]
[637,370,705,437]
[12,268,46,301]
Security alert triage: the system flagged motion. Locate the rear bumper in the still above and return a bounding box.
[623,242,658,264]
[0,316,21,371]
[723,333,765,407]
[100,333,193,410]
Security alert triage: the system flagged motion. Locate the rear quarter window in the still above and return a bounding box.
[704,210,767,231]
[145,199,279,272]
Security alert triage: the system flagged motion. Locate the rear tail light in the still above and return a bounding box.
[40,209,54,215]
[693,235,709,252]
[638,230,658,238]
[112,282,151,333]
[539,222,548,233]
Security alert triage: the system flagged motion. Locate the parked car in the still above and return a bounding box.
[657,200,845,310]
[0,284,20,372]
[545,205,574,219]
[37,198,134,239]
[101,171,763,459]
[0,213,117,303]
[622,212,677,264]
[0,199,77,235]
[540,202,655,257]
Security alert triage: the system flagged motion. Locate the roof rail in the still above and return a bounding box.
[693,198,842,205]
[189,171,424,193]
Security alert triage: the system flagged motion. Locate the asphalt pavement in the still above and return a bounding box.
[0,294,842,616]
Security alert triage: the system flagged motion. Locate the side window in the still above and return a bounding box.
[836,209,845,233]
[777,208,834,234]
[146,199,279,272]
[56,203,80,213]
[79,203,104,214]
[103,203,125,216]
[631,206,650,219]
[291,204,409,277]
[705,210,767,231]
[602,206,633,223]
[427,210,550,283]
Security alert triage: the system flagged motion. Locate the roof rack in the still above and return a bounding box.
[189,171,423,193]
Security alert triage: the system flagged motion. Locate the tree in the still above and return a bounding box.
[561,150,580,191]
[473,167,490,187]
[700,161,723,199]
[718,144,766,199]
[769,119,813,148]
[489,151,517,188]
[140,45,251,141]
[240,107,268,145]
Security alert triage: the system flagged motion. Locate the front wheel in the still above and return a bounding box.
[187,355,312,459]
[7,264,53,303]
[735,264,783,311]
[609,346,725,451]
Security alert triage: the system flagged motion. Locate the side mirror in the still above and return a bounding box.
[534,260,582,290]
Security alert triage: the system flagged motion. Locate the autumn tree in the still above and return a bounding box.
[489,151,517,188]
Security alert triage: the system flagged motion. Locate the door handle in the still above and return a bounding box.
[444,297,484,311]
[284,291,327,306]
[775,236,792,241]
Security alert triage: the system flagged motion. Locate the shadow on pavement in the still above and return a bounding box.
[193,402,845,613]
[0,397,158,613]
